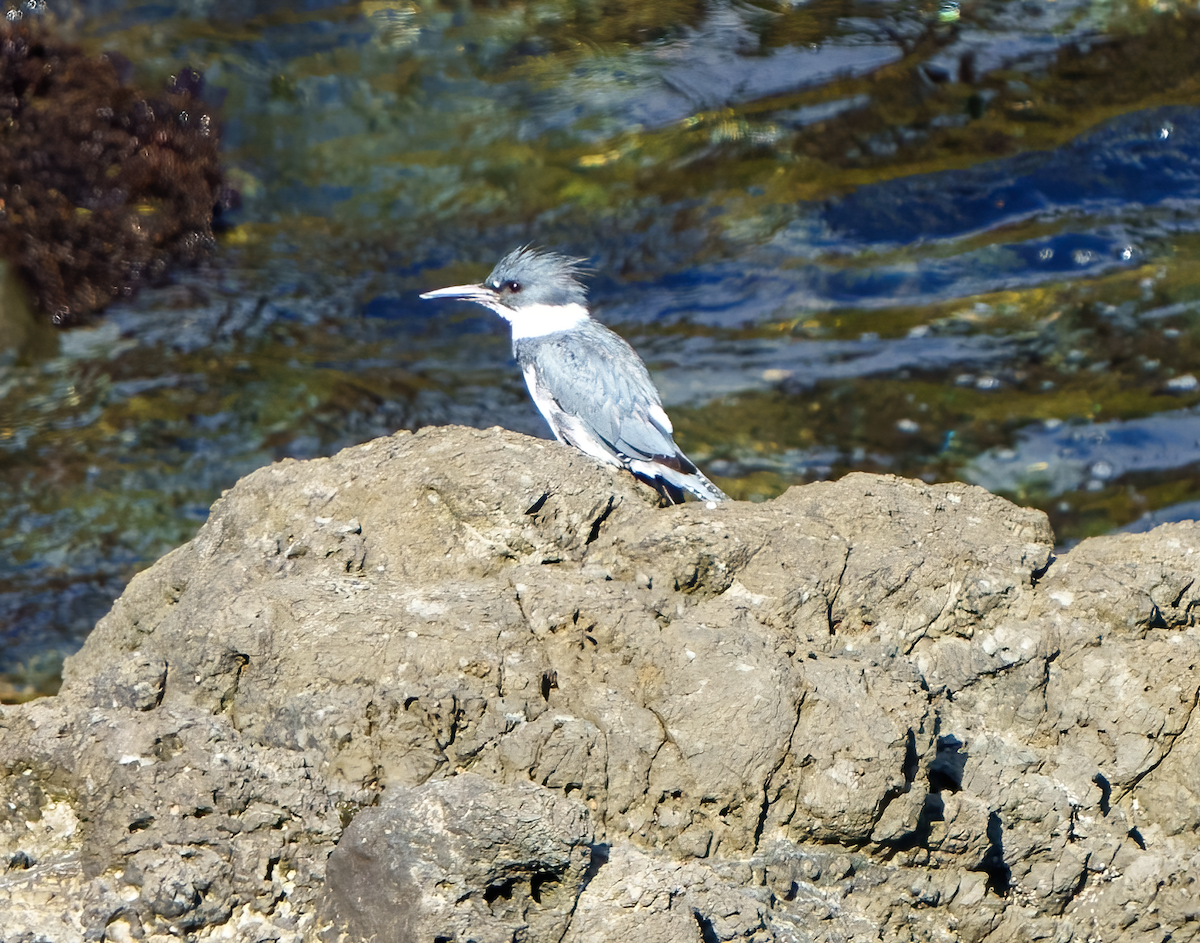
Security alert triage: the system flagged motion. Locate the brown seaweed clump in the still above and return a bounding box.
[0,22,224,325]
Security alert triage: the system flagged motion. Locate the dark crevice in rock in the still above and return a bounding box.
[871,787,905,833]
[694,909,720,943]
[525,492,551,516]
[871,728,924,848]
[1169,577,1195,611]
[483,877,516,906]
[902,729,919,786]
[529,870,556,904]
[982,811,1012,896]
[643,708,673,795]
[578,842,609,894]
[585,496,615,545]
[879,794,939,858]
[922,792,945,830]
[512,583,532,633]
[827,545,851,635]
[1030,552,1055,587]
[8,850,34,871]
[928,735,967,794]
[1063,853,1092,905]
[1092,772,1112,816]
[751,777,774,855]
[551,843,604,943]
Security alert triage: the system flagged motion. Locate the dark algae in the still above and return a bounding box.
[0,21,222,324]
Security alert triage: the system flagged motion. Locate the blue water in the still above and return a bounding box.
[3,0,1200,697]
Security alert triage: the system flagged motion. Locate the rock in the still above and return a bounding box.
[0,425,1197,942]
[318,773,593,943]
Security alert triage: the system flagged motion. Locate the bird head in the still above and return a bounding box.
[420,246,589,314]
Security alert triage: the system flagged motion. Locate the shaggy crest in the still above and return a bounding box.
[483,246,590,308]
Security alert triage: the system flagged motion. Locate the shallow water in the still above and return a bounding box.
[4,0,1200,698]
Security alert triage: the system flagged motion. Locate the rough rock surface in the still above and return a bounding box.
[321,773,593,943]
[1,425,1198,942]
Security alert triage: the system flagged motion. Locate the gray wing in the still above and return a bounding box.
[515,321,688,469]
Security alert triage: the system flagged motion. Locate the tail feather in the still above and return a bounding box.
[649,478,688,506]
[629,459,728,504]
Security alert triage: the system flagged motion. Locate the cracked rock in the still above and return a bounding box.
[0,425,1197,942]
[318,774,593,943]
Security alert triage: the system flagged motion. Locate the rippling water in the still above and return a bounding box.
[3,0,1200,698]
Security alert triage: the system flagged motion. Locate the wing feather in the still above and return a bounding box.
[520,321,682,466]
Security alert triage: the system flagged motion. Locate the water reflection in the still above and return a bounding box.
[968,409,1200,498]
[3,0,1200,697]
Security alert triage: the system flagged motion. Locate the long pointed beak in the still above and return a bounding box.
[419,283,497,303]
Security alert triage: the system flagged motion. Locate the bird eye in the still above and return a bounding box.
[504,280,522,294]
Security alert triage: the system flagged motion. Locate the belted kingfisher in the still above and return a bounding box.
[420,246,728,504]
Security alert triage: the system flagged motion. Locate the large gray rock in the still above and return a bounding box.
[1,425,1197,943]
[320,773,594,943]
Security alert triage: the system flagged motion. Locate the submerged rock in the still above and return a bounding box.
[0,22,224,324]
[0,425,1197,942]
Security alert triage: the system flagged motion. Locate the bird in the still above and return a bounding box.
[419,246,728,504]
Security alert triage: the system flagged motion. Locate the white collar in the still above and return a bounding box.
[501,302,591,340]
